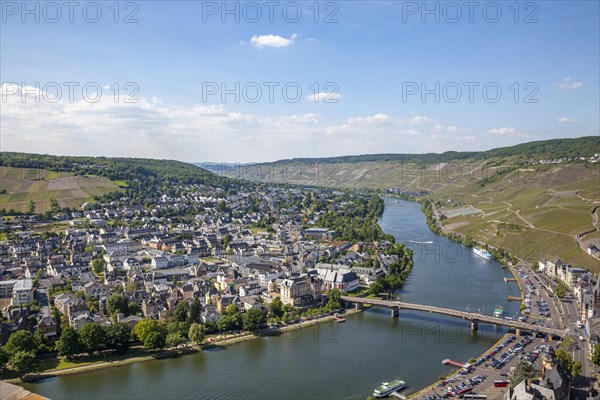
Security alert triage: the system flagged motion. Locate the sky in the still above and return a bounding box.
[1,0,599,163]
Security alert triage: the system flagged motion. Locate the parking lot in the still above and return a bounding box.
[415,333,553,400]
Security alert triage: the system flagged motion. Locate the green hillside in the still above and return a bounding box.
[222,137,600,272]
[0,153,233,213]
[261,136,599,165]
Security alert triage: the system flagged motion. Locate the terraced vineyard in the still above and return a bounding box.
[0,167,124,212]
[223,138,600,272]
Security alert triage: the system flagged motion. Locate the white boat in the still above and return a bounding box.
[333,312,346,322]
[473,247,493,261]
[373,379,406,398]
[493,306,504,318]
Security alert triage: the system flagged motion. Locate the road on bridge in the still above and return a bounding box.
[340,296,569,337]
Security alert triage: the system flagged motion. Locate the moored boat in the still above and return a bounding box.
[373,379,406,398]
[473,247,493,261]
[493,306,504,318]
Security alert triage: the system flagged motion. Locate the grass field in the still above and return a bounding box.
[0,167,123,212]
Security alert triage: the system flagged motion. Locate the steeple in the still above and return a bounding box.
[541,346,556,378]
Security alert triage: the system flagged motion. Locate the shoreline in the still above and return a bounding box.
[17,199,521,398]
[10,308,364,385]
[394,198,525,398]
[407,333,510,399]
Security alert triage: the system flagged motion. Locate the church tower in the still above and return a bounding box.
[541,346,556,378]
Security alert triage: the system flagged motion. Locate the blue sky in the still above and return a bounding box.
[1,1,598,162]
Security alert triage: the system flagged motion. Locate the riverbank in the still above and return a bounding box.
[404,199,525,399]
[10,308,364,386]
[425,199,535,269]
[407,333,510,399]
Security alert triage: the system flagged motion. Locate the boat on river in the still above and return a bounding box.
[373,379,406,397]
[473,247,493,261]
[493,306,504,318]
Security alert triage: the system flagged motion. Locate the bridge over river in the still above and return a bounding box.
[340,296,569,337]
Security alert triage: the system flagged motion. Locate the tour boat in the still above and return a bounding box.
[473,247,493,261]
[373,379,406,398]
[493,306,504,318]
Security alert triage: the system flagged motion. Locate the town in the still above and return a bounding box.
[0,179,414,381]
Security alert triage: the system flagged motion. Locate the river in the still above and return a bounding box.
[23,198,521,399]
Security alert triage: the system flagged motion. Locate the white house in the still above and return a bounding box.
[151,256,168,269]
[0,279,34,306]
[83,281,109,299]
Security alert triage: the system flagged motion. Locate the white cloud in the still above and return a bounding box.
[431,124,460,133]
[345,113,392,125]
[487,127,530,138]
[487,127,516,136]
[557,117,575,123]
[0,90,528,162]
[407,115,431,124]
[555,78,583,90]
[306,92,342,103]
[248,33,298,49]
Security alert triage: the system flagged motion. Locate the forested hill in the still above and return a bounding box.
[266,136,600,165]
[0,152,234,192]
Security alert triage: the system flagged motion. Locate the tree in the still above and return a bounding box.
[56,327,81,359]
[166,332,186,348]
[327,288,342,310]
[5,330,39,354]
[0,347,9,367]
[174,301,190,322]
[33,329,51,353]
[223,303,239,316]
[553,281,567,299]
[369,278,385,295]
[8,350,36,373]
[50,199,61,213]
[510,360,535,388]
[144,331,166,351]
[572,361,582,377]
[107,323,132,354]
[167,321,190,339]
[217,314,241,332]
[188,323,206,345]
[243,308,267,334]
[188,297,201,323]
[133,318,160,343]
[52,306,62,334]
[555,347,574,372]
[128,301,140,316]
[268,297,284,319]
[78,322,107,355]
[106,294,128,318]
[592,344,600,366]
[26,200,36,214]
[91,258,105,274]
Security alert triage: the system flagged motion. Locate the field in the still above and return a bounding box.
[226,160,600,272]
[0,167,123,212]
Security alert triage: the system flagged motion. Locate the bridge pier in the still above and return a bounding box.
[338,296,563,339]
[470,320,478,331]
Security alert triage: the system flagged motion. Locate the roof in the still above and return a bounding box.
[0,381,50,400]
